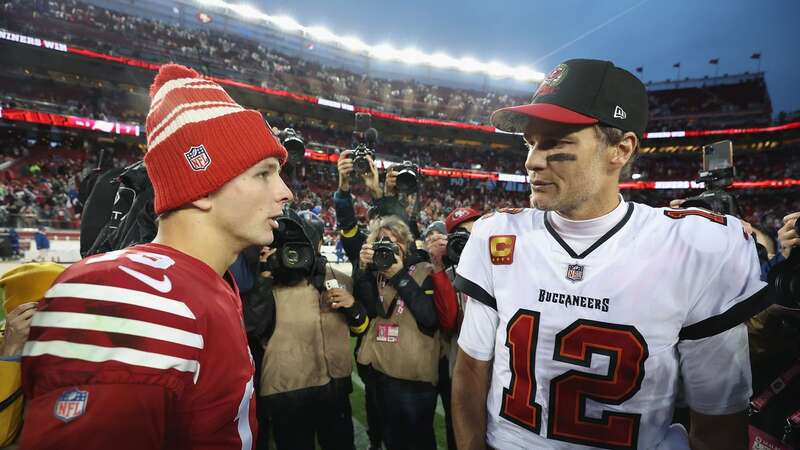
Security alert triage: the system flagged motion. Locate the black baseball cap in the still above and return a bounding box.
[491,59,649,137]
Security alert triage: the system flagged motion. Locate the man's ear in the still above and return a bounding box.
[190,195,213,211]
[609,132,638,169]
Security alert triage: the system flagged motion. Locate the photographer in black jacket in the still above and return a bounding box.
[354,215,440,450]
[243,209,368,450]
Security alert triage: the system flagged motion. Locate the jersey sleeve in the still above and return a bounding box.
[680,216,768,340]
[453,218,496,310]
[677,323,752,414]
[457,298,499,361]
[22,250,203,401]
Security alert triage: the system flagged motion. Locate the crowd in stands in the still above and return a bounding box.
[0,130,139,229]
[0,0,776,129]
[647,75,772,131]
[0,68,147,124]
[1,127,795,252]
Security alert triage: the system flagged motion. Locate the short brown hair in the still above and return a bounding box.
[593,124,640,179]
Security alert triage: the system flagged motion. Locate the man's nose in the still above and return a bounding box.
[278,177,293,204]
[525,149,547,173]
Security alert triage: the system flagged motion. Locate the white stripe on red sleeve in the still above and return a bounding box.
[45,283,196,319]
[32,311,204,349]
[23,340,199,375]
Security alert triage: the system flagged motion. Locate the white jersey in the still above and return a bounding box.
[455,201,765,450]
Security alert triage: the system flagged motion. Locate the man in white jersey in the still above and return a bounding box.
[451,59,769,450]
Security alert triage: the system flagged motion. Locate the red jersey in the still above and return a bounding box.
[20,243,257,450]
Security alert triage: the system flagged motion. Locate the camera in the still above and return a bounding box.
[769,218,800,308]
[445,230,470,265]
[350,113,378,178]
[394,160,419,194]
[682,140,741,217]
[372,237,400,271]
[262,212,316,273]
[352,145,375,176]
[278,128,305,162]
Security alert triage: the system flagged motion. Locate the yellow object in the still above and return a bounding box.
[350,316,370,335]
[0,262,66,314]
[0,261,65,446]
[340,225,359,238]
[0,359,23,446]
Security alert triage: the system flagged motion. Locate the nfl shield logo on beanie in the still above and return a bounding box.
[184,145,212,171]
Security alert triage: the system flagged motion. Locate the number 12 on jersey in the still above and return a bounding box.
[500,310,649,450]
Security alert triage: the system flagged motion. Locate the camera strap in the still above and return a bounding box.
[376,273,397,317]
[749,358,800,414]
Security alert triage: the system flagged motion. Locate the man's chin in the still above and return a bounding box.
[531,194,556,211]
[260,229,275,247]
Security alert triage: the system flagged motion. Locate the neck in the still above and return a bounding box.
[557,188,621,221]
[152,213,241,276]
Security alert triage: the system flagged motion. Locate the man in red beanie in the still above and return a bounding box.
[19,64,293,450]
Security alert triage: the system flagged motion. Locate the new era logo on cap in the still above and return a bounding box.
[614,106,627,119]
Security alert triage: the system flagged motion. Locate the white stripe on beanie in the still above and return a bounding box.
[147,100,241,146]
[148,105,246,151]
[151,77,221,109]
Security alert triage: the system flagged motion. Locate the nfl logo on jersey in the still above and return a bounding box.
[53,388,89,423]
[566,263,584,282]
[184,144,212,171]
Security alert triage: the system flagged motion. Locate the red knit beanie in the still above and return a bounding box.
[144,64,288,215]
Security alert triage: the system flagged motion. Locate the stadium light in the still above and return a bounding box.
[269,15,303,32]
[193,0,545,83]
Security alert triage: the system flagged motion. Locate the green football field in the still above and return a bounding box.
[340,338,449,449]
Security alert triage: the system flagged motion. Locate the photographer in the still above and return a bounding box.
[335,149,409,450]
[354,216,440,450]
[424,209,482,450]
[249,209,368,450]
[334,150,385,263]
[746,210,800,448]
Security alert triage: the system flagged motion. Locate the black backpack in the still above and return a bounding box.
[81,160,157,257]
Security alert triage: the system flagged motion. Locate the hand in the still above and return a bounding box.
[669,198,686,208]
[384,167,398,197]
[381,254,404,279]
[363,156,382,199]
[259,247,277,278]
[1,302,38,357]
[337,150,354,191]
[741,220,754,236]
[426,233,448,272]
[326,288,355,309]
[778,211,800,258]
[359,243,374,269]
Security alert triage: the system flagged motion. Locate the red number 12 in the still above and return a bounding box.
[500,310,649,450]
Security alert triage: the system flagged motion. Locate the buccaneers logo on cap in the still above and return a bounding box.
[489,235,516,265]
[533,63,569,99]
[184,144,212,171]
